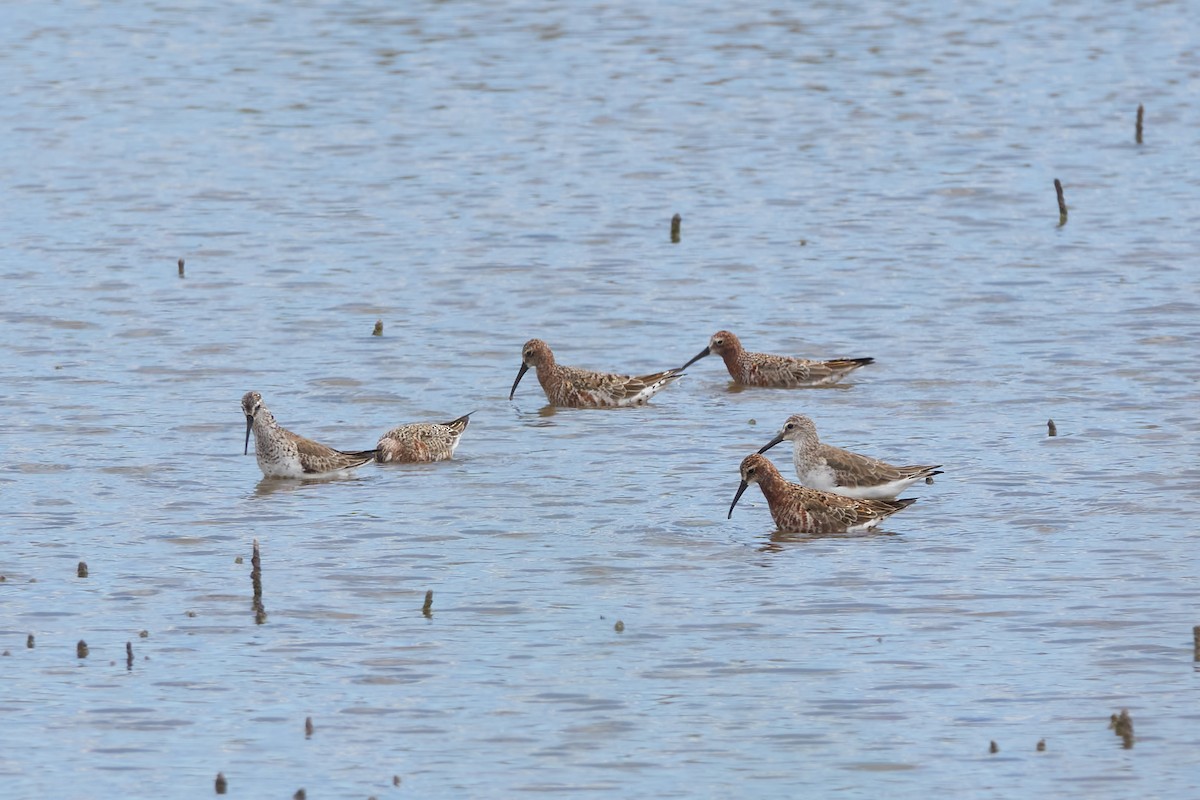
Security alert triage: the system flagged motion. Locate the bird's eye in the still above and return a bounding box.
[714,338,724,346]
[785,423,794,430]
[747,467,756,476]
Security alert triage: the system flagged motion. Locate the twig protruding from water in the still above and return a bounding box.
[1136,104,1144,144]
[251,539,267,625]
[1047,419,1057,437]
[1109,709,1134,748]
[670,213,682,243]
[178,258,185,278]
[215,773,227,794]
[1054,179,1068,227]
[77,561,88,578]
[422,590,434,618]
[372,320,383,336]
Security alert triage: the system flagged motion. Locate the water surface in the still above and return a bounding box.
[2,1,1199,797]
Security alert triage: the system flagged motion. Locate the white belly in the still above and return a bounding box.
[254,438,307,479]
[797,459,918,500]
[796,460,841,493]
[257,454,307,479]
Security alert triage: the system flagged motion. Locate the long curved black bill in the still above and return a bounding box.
[509,363,530,401]
[757,434,784,455]
[243,416,253,455]
[679,346,711,372]
[728,480,750,519]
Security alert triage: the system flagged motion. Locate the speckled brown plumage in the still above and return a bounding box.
[376,413,471,463]
[241,391,376,478]
[758,414,942,499]
[681,330,873,387]
[509,338,683,408]
[728,454,915,533]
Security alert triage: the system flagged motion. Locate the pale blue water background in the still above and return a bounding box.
[2,1,1199,797]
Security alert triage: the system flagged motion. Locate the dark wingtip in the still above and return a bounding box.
[446,410,476,427]
[893,497,919,509]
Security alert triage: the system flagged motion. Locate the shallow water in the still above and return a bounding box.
[2,1,1200,797]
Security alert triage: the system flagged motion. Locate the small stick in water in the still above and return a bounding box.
[251,539,267,625]
[126,641,133,670]
[27,634,34,649]
[1193,625,1199,662]
[1136,104,1144,144]
[1054,179,1067,227]
[294,790,306,800]
[670,213,681,243]
[614,620,625,633]
[251,540,261,591]
[1036,738,1046,752]
[1109,709,1134,748]
[178,258,185,278]
[215,773,227,794]
[77,561,88,578]
[422,590,433,618]
[989,740,998,754]
[372,319,383,336]
[77,640,89,659]
[1047,419,1057,437]
[305,716,314,738]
